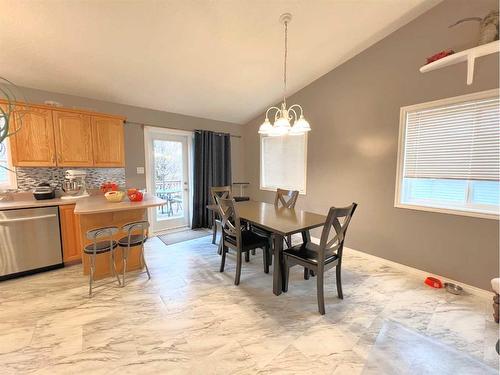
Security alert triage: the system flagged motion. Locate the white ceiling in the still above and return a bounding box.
[0,0,440,124]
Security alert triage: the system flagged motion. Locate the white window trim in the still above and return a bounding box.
[259,133,308,195]
[394,88,499,220]
[0,137,17,190]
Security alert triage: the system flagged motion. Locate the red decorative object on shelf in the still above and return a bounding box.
[426,50,455,64]
[424,276,443,288]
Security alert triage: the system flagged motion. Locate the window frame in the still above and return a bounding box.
[259,133,308,195]
[0,137,16,190]
[394,89,499,220]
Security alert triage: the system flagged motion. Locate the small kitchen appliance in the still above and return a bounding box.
[33,182,56,200]
[61,170,90,199]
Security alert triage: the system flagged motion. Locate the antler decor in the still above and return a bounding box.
[0,77,26,173]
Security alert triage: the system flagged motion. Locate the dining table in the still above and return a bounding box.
[208,200,327,295]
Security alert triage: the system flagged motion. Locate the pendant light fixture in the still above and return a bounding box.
[259,13,311,136]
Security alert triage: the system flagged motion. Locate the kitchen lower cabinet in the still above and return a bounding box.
[59,204,82,264]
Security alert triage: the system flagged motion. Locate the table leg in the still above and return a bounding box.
[301,230,311,244]
[272,234,284,296]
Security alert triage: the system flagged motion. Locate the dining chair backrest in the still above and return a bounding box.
[274,188,299,209]
[216,197,242,248]
[86,226,118,241]
[318,203,358,266]
[210,186,232,204]
[121,220,149,245]
[86,226,118,254]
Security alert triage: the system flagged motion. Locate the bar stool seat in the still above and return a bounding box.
[84,240,118,254]
[85,226,121,297]
[118,235,147,248]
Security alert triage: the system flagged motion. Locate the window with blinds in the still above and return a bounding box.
[395,89,499,218]
[260,134,307,193]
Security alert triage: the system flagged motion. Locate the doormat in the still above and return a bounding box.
[158,229,211,247]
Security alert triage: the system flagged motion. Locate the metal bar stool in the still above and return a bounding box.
[117,221,151,286]
[84,226,121,297]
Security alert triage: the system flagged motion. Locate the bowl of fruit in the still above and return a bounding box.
[104,190,125,203]
[127,188,144,202]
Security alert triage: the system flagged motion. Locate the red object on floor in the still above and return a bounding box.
[425,277,443,288]
[426,49,455,64]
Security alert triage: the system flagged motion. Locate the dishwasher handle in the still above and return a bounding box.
[0,213,57,224]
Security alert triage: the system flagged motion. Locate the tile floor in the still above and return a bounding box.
[0,235,498,374]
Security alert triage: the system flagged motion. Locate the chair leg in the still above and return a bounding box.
[220,242,227,272]
[141,244,151,280]
[122,247,128,287]
[304,267,310,280]
[111,250,121,286]
[212,218,217,245]
[317,270,325,315]
[283,258,290,293]
[262,246,269,274]
[217,238,223,255]
[245,251,250,262]
[88,254,95,297]
[235,250,242,285]
[336,264,343,299]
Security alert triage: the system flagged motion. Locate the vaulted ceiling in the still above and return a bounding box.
[0,0,440,124]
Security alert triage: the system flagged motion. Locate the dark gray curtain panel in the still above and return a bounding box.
[192,130,232,228]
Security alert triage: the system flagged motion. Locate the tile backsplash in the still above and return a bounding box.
[15,167,125,191]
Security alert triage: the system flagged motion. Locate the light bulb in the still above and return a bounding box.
[258,118,273,135]
[274,115,291,130]
[293,115,311,132]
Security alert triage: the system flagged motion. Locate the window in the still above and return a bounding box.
[0,138,16,189]
[395,89,499,219]
[260,133,307,193]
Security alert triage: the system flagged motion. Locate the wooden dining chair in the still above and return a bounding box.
[217,197,271,285]
[283,203,357,315]
[251,188,299,261]
[210,186,232,254]
[275,188,299,208]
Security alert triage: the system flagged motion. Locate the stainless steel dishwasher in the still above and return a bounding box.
[0,206,63,280]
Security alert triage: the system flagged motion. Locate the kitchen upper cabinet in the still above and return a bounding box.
[9,106,57,167]
[1,100,126,168]
[91,116,125,167]
[52,111,93,167]
[59,204,82,264]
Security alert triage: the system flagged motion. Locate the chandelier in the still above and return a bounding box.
[259,13,311,136]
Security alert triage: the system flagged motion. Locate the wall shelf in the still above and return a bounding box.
[420,40,500,85]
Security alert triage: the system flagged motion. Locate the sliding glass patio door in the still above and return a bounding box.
[145,127,192,233]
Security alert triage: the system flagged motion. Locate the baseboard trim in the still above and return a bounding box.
[309,236,492,299]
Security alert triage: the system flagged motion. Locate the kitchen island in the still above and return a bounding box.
[74,194,165,279]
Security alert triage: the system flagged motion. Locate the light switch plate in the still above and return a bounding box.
[136,167,145,174]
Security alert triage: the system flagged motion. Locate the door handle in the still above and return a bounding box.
[0,214,57,224]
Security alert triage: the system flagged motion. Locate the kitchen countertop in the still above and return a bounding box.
[74,194,166,215]
[0,192,166,214]
[0,192,80,210]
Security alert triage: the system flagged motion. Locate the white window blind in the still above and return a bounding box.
[404,97,499,181]
[396,89,500,219]
[260,134,307,193]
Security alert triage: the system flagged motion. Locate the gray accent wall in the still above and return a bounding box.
[12,87,245,189]
[242,0,499,290]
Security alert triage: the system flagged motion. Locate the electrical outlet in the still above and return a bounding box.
[136,167,145,174]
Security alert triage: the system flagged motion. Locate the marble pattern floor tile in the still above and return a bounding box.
[0,235,497,374]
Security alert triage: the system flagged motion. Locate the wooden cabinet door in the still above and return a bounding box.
[9,106,56,166]
[53,111,94,167]
[59,204,82,264]
[91,116,125,167]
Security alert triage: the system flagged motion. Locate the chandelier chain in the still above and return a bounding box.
[283,20,288,106]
